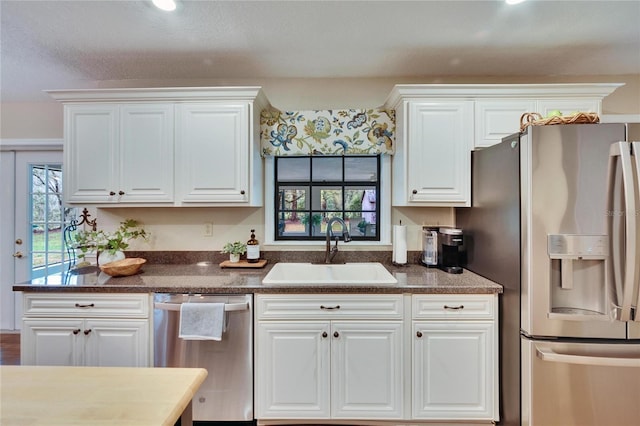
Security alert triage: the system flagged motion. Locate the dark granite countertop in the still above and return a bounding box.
[13,252,502,295]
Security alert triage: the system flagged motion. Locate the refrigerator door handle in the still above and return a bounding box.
[631,141,640,322]
[536,345,640,368]
[608,142,637,322]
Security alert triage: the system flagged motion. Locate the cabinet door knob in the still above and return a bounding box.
[240,190,246,195]
[83,329,92,335]
[322,332,328,338]
[412,189,418,195]
[109,191,116,196]
[118,190,125,196]
[416,331,423,338]
[333,331,339,338]
[73,329,81,335]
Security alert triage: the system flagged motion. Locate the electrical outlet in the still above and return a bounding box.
[204,223,213,237]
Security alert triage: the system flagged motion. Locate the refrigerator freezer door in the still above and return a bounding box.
[522,338,640,426]
[522,124,628,339]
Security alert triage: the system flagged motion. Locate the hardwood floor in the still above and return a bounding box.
[0,333,20,365]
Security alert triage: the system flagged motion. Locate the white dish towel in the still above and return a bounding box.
[178,302,225,341]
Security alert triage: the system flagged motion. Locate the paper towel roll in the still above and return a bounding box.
[393,225,407,264]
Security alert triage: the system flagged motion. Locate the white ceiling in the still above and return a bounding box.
[2,0,639,103]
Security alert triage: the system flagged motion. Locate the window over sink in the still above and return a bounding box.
[274,155,380,242]
[265,155,392,245]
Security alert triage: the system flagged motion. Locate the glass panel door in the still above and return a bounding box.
[29,163,75,278]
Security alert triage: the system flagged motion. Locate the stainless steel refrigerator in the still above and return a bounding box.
[456,123,640,426]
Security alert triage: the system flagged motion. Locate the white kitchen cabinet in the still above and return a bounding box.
[536,98,600,118]
[176,103,253,205]
[391,99,473,207]
[475,99,537,149]
[385,84,621,203]
[475,98,602,149]
[257,321,331,418]
[63,104,174,204]
[22,318,149,367]
[20,293,151,367]
[49,86,269,207]
[411,294,498,422]
[255,294,404,421]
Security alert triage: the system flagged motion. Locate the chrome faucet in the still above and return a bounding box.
[325,217,351,263]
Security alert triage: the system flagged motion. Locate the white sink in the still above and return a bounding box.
[262,262,398,285]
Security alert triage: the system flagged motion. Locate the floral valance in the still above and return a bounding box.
[260,108,395,156]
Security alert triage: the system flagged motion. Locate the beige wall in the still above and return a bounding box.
[4,75,638,252]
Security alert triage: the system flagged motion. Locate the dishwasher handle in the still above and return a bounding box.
[154,301,249,312]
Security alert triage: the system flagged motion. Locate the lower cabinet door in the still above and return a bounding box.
[256,321,331,419]
[413,321,495,420]
[83,319,150,367]
[22,318,150,367]
[331,321,404,419]
[21,318,85,366]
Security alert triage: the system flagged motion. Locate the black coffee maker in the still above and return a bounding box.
[438,227,464,274]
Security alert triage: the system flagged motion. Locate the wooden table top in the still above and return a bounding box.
[0,365,207,426]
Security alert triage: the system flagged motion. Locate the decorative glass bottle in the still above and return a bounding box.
[246,229,260,263]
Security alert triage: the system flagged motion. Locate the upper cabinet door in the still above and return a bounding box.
[64,104,174,204]
[64,105,118,204]
[475,99,537,149]
[536,99,601,117]
[403,101,473,207]
[176,103,251,205]
[119,105,174,203]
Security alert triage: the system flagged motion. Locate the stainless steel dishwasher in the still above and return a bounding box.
[154,293,253,422]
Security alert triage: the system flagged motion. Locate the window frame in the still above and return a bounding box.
[264,155,392,247]
[274,155,381,242]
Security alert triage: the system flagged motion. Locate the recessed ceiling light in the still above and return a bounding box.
[152,0,177,12]
[506,0,526,4]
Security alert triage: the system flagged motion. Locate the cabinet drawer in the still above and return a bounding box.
[412,294,495,320]
[257,294,404,320]
[23,293,150,318]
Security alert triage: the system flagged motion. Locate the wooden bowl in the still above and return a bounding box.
[99,257,146,277]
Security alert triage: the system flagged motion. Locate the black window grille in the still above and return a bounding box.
[274,155,380,241]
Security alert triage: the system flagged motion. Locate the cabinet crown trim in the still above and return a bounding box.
[384,83,624,108]
[46,86,270,108]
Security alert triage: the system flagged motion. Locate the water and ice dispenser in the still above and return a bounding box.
[547,234,610,317]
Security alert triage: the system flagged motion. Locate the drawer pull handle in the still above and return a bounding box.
[83,329,92,335]
[416,331,423,338]
[75,303,95,308]
[73,329,81,335]
[320,305,340,310]
[322,332,328,338]
[444,305,464,310]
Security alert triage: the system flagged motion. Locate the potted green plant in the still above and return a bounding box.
[73,219,149,266]
[301,213,323,234]
[221,241,247,263]
[357,219,370,235]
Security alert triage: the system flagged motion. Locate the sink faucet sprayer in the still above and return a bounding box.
[325,217,351,263]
